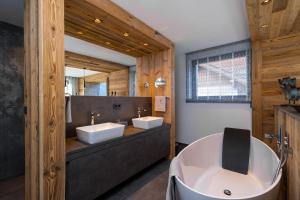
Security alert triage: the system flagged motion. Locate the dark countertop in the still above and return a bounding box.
[275,105,300,120]
[66,124,171,160]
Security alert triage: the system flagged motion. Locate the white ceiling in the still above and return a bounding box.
[65,36,136,66]
[65,67,100,78]
[112,0,250,54]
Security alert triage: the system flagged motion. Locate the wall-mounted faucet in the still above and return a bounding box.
[137,107,147,118]
[265,128,293,184]
[90,112,101,125]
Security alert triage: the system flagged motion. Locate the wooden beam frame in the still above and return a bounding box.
[25,0,175,198]
[86,0,173,49]
[65,51,128,73]
[25,0,65,199]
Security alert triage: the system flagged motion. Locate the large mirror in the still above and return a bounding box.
[64,36,136,97]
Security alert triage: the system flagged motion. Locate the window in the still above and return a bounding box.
[186,40,251,103]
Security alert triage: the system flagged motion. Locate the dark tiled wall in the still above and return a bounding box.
[0,22,24,180]
[66,96,152,138]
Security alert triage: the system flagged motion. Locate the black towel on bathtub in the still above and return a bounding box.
[222,127,250,175]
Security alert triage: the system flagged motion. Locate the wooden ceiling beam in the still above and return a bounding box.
[246,0,260,41]
[259,0,274,40]
[65,0,172,57]
[272,0,288,12]
[279,0,300,35]
[246,0,300,41]
[65,51,129,73]
[86,0,174,49]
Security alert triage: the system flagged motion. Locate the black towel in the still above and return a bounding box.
[222,127,250,175]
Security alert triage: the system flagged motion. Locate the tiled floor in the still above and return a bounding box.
[0,159,170,200]
[98,159,170,200]
[0,176,24,200]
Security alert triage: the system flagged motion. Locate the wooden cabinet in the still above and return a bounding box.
[275,107,300,200]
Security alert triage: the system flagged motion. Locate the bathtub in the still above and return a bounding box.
[175,133,282,200]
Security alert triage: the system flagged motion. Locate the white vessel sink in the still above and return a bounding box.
[132,116,164,129]
[76,123,125,144]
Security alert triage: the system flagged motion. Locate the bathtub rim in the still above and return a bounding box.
[175,132,282,200]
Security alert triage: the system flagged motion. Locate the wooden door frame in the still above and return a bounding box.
[25,0,65,199]
[25,0,175,199]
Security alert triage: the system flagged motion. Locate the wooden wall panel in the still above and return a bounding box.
[25,0,65,199]
[65,51,128,73]
[84,73,108,83]
[285,114,300,200]
[136,48,175,158]
[109,69,129,96]
[252,34,300,146]
[275,107,300,200]
[252,41,263,140]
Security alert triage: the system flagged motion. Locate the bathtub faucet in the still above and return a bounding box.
[267,128,294,184]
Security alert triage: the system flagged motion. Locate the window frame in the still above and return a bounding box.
[186,40,251,104]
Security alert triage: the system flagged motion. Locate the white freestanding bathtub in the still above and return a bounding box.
[175,133,282,200]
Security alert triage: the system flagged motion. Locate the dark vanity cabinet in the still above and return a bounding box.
[66,124,170,200]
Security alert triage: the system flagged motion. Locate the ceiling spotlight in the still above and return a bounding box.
[94,18,102,24]
[105,42,111,45]
[126,49,131,52]
[77,31,84,35]
[123,32,129,37]
[261,24,268,28]
[143,43,149,46]
[261,0,272,5]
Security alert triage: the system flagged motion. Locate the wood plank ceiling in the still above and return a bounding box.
[65,0,168,57]
[65,51,128,73]
[247,0,300,41]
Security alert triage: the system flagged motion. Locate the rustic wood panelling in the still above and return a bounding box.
[136,48,176,158]
[275,107,300,200]
[25,0,65,199]
[285,114,300,200]
[252,41,263,140]
[109,69,129,96]
[246,0,300,41]
[84,72,108,83]
[251,34,300,146]
[65,0,170,57]
[65,51,128,73]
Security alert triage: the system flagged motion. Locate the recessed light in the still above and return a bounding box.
[261,24,268,28]
[94,18,102,24]
[261,0,272,5]
[77,31,84,35]
[123,32,129,37]
[143,43,148,46]
[105,42,111,45]
[126,49,131,52]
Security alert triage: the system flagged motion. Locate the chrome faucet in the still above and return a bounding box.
[137,107,147,118]
[265,128,293,184]
[90,112,101,125]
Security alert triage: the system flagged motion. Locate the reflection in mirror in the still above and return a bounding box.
[64,36,137,97]
[65,67,108,96]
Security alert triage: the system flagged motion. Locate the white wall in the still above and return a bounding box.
[175,54,252,144]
